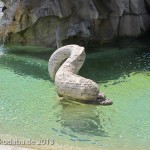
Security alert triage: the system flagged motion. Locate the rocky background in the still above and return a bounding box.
[1,0,150,48]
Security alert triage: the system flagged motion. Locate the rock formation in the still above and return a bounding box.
[48,44,112,105]
[0,2,4,20]
[0,0,150,47]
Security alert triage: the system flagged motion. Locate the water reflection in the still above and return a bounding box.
[60,100,108,137]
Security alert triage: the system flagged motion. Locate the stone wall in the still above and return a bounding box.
[1,0,150,47]
[0,1,4,20]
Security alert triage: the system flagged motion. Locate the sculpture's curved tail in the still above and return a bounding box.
[48,45,85,80]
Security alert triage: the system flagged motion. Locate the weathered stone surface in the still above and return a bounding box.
[130,0,147,15]
[72,0,101,19]
[1,0,150,47]
[0,2,4,20]
[96,19,115,42]
[145,0,150,9]
[29,0,72,23]
[119,15,141,37]
[139,14,150,32]
[48,44,112,105]
[48,45,99,101]
[110,16,120,35]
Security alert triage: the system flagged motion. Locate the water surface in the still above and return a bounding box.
[0,39,150,150]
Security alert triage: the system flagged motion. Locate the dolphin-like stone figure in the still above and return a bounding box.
[48,45,112,105]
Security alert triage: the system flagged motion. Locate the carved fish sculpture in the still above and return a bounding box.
[48,45,112,105]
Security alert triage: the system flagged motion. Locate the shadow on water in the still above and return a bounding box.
[80,48,150,84]
[0,37,150,83]
[3,44,56,61]
[0,45,55,81]
[81,37,150,84]
[0,53,52,81]
[0,45,57,81]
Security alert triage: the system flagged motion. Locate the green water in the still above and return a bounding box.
[0,39,150,150]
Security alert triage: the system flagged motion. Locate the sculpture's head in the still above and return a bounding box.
[96,93,113,105]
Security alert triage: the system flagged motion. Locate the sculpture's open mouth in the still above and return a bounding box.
[96,93,113,105]
[73,93,113,105]
[97,97,113,105]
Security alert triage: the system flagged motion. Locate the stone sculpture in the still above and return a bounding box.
[48,45,112,105]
